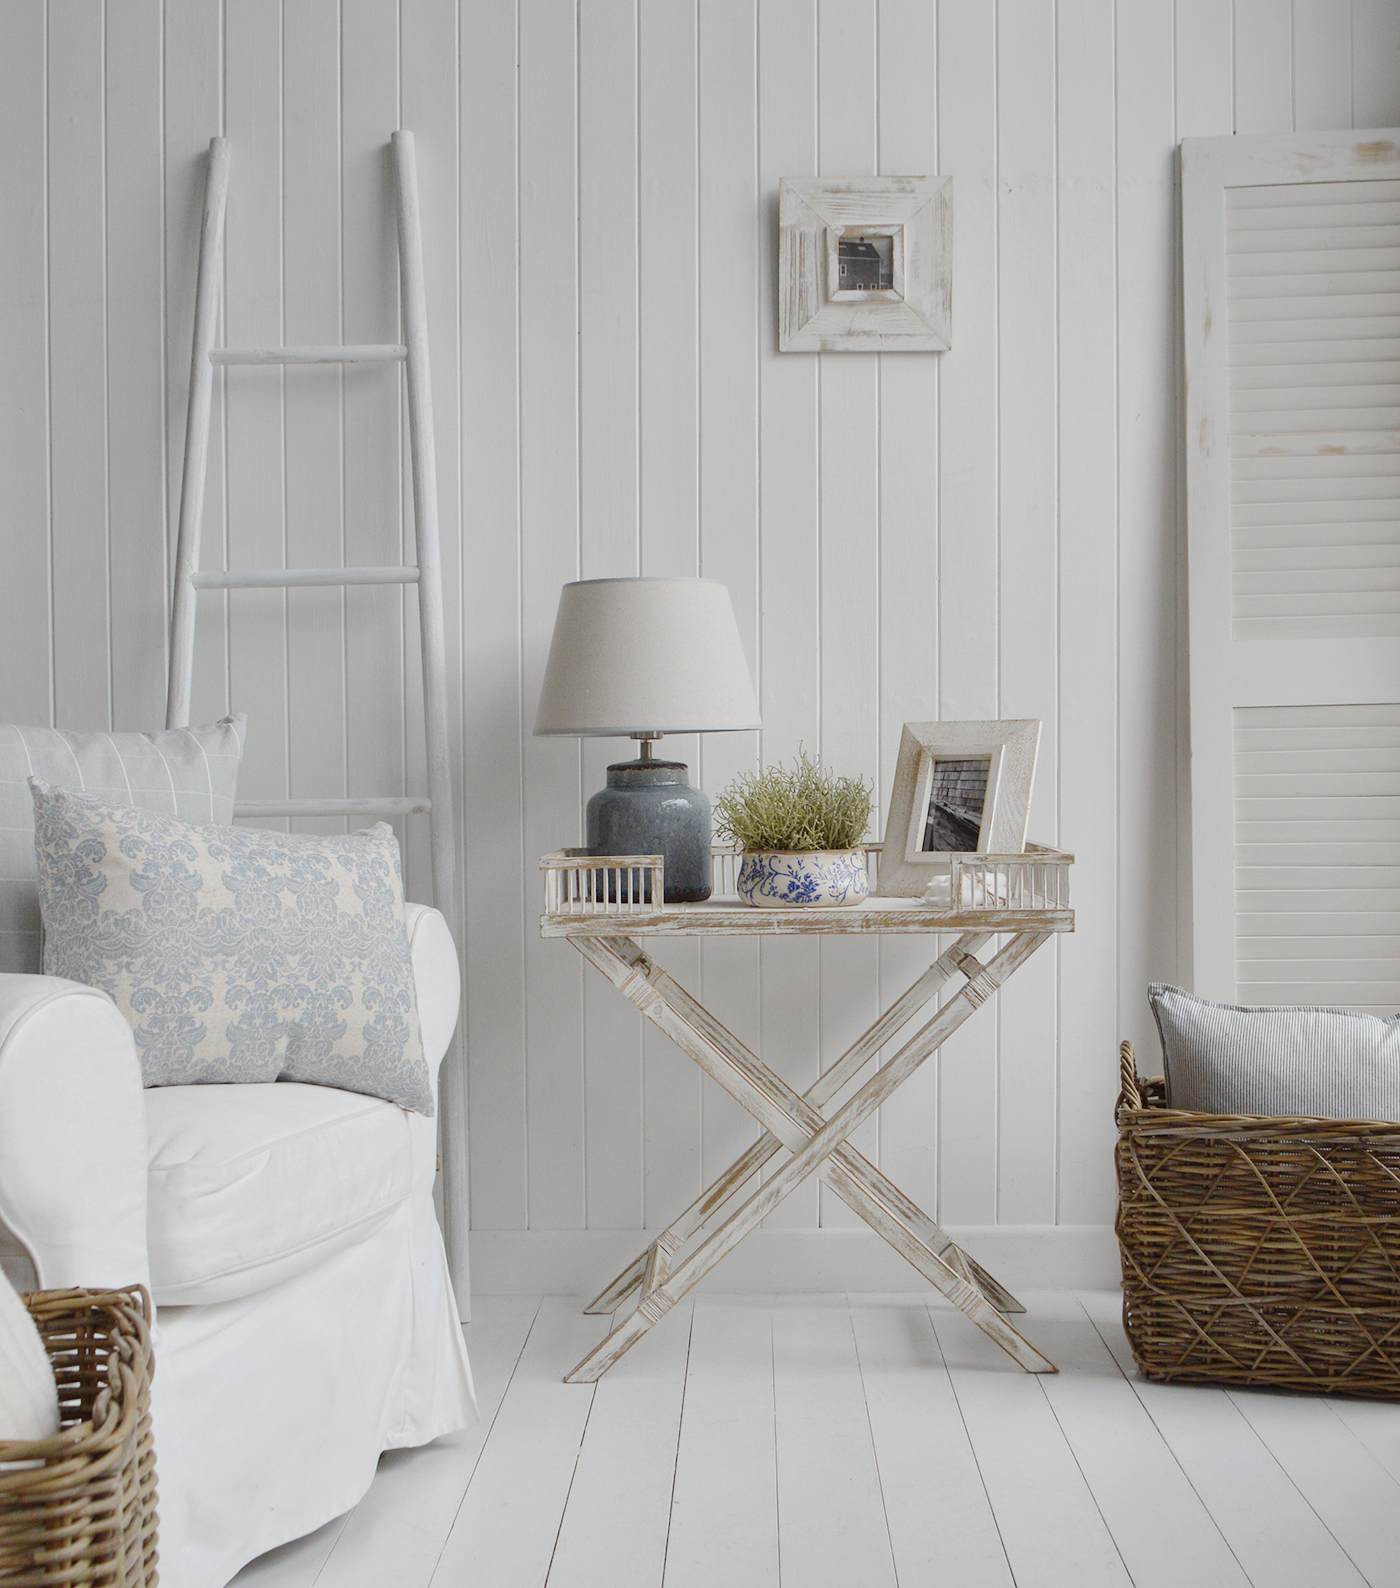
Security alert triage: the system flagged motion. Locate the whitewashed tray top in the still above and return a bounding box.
[540,844,1075,938]
[540,891,1075,937]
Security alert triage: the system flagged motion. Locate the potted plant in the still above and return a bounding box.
[714,752,873,907]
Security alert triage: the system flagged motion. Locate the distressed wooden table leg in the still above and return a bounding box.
[582,936,990,1315]
[642,942,1030,1317]
[577,935,1030,1320]
[565,931,1054,1381]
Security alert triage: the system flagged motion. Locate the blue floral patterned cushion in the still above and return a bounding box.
[30,783,432,1115]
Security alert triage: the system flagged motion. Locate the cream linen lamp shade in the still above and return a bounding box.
[534,578,760,736]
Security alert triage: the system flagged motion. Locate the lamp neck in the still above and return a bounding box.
[610,731,686,783]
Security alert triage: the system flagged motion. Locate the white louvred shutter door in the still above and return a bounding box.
[1184,130,1400,1007]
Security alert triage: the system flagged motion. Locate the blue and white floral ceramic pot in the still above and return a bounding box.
[736,849,869,908]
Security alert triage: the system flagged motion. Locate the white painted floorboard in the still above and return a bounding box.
[662,1297,779,1588]
[848,1297,1013,1588]
[771,1298,897,1588]
[1081,1289,1373,1588]
[231,1291,1400,1588]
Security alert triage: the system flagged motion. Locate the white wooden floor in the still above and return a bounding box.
[233,1290,1400,1588]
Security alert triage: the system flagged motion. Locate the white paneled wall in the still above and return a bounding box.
[1,1,1394,1287]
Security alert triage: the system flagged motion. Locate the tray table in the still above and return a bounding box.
[540,843,1074,1382]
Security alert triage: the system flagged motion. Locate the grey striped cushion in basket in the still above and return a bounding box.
[0,717,245,974]
[1148,983,1400,1122]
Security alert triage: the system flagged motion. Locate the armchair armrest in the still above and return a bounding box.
[0,976,150,1292]
[404,904,460,1106]
[402,905,460,1205]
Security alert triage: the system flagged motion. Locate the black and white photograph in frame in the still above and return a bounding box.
[875,720,1041,898]
[919,755,992,852]
[837,233,895,292]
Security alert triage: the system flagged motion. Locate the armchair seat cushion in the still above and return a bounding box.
[145,1082,412,1306]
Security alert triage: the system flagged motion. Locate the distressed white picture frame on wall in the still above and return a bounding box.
[876,720,1041,897]
[778,175,952,352]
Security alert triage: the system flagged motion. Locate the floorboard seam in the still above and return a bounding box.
[541,1303,602,1586]
[769,1309,782,1588]
[848,1294,909,1588]
[1074,1293,1254,1588]
[657,1299,698,1588]
[1224,1387,1381,1587]
[1320,1394,1400,1493]
[1031,1368,1138,1586]
[920,1297,1019,1588]
[426,1297,546,1588]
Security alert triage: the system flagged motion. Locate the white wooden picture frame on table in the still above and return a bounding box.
[778,175,952,352]
[875,720,1041,897]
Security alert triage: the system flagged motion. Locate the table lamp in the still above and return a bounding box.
[534,577,761,902]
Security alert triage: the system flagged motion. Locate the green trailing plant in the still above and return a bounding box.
[714,750,873,853]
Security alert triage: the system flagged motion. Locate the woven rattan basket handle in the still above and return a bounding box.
[1119,1039,1142,1112]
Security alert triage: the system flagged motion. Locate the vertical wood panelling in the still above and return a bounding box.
[995,0,1059,1225]
[461,0,528,1232]
[105,0,167,732]
[756,0,821,1232]
[1055,0,1120,1226]
[637,1,704,1228]
[1233,1,1294,135]
[874,0,942,1221]
[0,1,1366,1276]
[400,0,460,910]
[579,0,643,1230]
[1114,0,1179,1081]
[1293,2,1352,132]
[47,1,110,730]
[1175,0,1233,140]
[0,2,53,723]
[519,0,585,1233]
[163,0,227,733]
[696,0,763,1212]
[282,0,344,835]
[934,0,1000,1228]
[815,0,881,1230]
[340,0,404,851]
[223,0,287,823]
[1353,1,1400,128]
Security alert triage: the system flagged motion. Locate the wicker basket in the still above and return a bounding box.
[1116,1040,1400,1399]
[0,1288,158,1586]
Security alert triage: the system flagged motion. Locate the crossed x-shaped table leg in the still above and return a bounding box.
[563,927,1056,1383]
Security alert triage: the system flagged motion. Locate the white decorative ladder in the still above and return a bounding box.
[165,132,469,1307]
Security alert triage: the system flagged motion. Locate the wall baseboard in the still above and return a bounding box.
[469,1225,1121,1297]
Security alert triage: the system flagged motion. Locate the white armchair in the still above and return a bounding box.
[0,902,476,1588]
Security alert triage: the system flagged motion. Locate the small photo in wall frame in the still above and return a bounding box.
[875,720,1041,898]
[778,175,952,352]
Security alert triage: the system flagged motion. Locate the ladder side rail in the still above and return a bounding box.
[393,130,469,1306]
[167,136,232,730]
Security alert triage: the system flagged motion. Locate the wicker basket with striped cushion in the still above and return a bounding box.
[1116,1041,1400,1400]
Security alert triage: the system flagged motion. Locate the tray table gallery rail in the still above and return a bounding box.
[540,843,1074,1382]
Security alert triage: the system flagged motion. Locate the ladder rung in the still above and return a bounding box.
[211,344,408,365]
[192,566,419,590]
[235,796,431,819]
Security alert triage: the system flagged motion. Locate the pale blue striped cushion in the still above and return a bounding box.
[1149,983,1400,1121]
[0,718,245,974]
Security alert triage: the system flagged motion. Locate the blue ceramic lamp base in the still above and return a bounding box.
[587,749,712,904]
